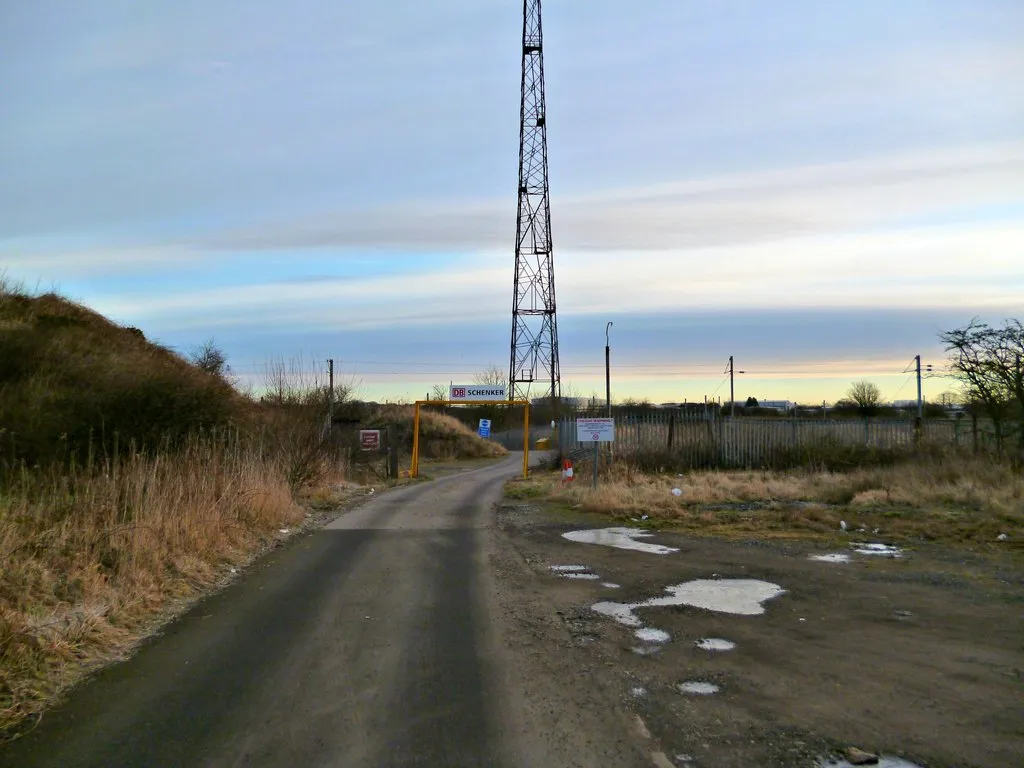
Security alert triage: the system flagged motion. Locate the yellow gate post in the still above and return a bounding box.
[409,400,530,479]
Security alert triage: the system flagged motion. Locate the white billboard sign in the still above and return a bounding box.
[449,384,507,402]
[576,417,615,442]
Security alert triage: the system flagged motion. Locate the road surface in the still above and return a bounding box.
[2,455,649,768]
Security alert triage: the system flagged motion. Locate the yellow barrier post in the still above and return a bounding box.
[522,402,530,478]
[411,402,422,478]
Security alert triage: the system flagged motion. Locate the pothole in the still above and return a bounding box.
[677,681,719,695]
[562,527,679,555]
[634,627,670,643]
[695,638,735,651]
[810,553,851,563]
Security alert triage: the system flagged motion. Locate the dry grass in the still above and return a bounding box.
[507,456,1024,546]
[371,404,508,460]
[0,434,312,734]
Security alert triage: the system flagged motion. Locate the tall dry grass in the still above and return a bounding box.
[509,455,1024,544]
[0,433,308,734]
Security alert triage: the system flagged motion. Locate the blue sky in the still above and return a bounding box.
[2,0,1022,404]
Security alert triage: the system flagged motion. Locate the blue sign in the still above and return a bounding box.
[478,418,492,438]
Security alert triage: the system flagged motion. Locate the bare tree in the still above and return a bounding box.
[189,338,230,379]
[940,319,1024,455]
[473,364,507,389]
[847,380,882,415]
[430,384,448,402]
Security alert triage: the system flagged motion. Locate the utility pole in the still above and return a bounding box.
[915,354,922,420]
[605,321,613,417]
[728,356,735,419]
[327,358,335,432]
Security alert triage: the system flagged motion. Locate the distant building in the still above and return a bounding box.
[758,400,796,413]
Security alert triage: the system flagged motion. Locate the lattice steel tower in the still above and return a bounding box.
[509,0,560,404]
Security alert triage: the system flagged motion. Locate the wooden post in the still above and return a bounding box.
[971,413,979,455]
[667,411,676,450]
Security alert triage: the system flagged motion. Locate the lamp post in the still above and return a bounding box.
[605,322,613,417]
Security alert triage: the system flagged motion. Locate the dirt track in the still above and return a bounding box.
[497,499,1024,768]
[3,457,1020,767]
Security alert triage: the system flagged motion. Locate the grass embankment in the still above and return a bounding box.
[0,284,500,735]
[507,458,1024,547]
[371,404,507,462]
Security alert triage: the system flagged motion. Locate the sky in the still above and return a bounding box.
[2,0,1022,405]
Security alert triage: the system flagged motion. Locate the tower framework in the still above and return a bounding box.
[509,0,560,404]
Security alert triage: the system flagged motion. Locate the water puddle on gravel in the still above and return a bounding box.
[677,681,719,695]
[562,527,679,555]
[695,638,736,651]
[562,573,601,580]
[810,553,851,563]
[852,543,903,557]
[549,565,589,572]
[593,579,785,630]
[634,627,670,643]
[601,582,621,589]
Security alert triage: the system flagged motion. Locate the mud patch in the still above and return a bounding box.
[562,527,679,555]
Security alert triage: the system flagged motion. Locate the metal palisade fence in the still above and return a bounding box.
[557,411,1007,470]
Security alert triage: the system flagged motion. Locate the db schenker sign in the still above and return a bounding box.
[449,384,507,402]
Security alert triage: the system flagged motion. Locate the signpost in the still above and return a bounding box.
[478,418,492,438]
[449,384,507,402]
[359,430,381,451]
[576,418,615,488]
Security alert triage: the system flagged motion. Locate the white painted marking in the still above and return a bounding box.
[677,681,719,695]
[810,553,851,563]
[635,627,670,643]
[695,638,736,651]
[549,565,590,572]
[852,542,903,557]
[562,527,679,555]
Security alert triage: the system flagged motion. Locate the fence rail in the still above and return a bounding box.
[557,412,1011,470]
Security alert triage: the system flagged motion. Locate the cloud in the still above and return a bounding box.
[198,141,1024,253]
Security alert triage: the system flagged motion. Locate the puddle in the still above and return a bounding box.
[601,582,621,589]
[630,645,661,656]
[561,573,601,580]
[562,527,679,555]
[594,579,785,629]
[819,757,924,768]
[810,553,851,563]
[593,601,642,627]
[852,543,903,557]
[695,638,735,651]
[550,565,590,572]
[634,627,670,643]
[677,681,719,695]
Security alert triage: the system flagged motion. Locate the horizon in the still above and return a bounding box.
[3,0,1022,405]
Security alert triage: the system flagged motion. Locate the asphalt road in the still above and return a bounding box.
[3,455,648,768]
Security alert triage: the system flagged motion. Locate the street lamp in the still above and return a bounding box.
[605,322,613,417]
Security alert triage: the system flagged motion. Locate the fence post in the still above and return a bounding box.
[668,411,675,450]
[971,413,978,455]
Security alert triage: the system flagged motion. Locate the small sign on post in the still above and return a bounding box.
[576,418,615,489]
[359,430,381,451]
[478,418,492,438]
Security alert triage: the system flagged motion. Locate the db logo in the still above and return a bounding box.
[452,387,467,398]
